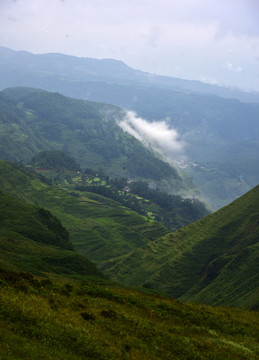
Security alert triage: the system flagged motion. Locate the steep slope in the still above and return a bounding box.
[1,268,258,360]
[106,186,259,309]
[104,85,259,209]
[0,176,258,359]
[31,150,81,171]
[0,87,188,194]
[0,160,170,269]
[1,48,259,208]
[0,190,102,277]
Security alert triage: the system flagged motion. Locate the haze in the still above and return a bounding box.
[119,111,185,160]
[0,0,259,91]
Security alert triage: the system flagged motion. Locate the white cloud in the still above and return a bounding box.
[118,111,185,160]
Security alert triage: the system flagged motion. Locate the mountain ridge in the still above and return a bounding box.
[0,159,257,309]
[0,86,194,196]
[1,47,259,209]
[1,45,258,103]
[105,184,259,309]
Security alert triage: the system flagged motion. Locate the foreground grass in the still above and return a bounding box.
[0,270,258,360]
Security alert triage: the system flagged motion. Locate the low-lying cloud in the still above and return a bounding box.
[118,111,185,160]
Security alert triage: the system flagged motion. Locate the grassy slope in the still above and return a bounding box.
[106,186,259,309]
[0,160,169,269]
[0,160,257,309]
[0,165,258,359]
[0,269,258,360]
[0,191,102,278]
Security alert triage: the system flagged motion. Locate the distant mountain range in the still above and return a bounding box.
[0,46,258,209]
[0,46,258,103]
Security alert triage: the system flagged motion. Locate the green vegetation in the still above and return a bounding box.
[0,268,258,360]
[0,162,257,360]
[105,185,259,309]
[0,164,257,360]
[0,87,188,194]
[75,174,209,230]
[0,160,169,270]
[0,49,258,359]
[1,48,259,209]
[0,160,257,310]
[31,150,81,171]
[0,190,71,250]
[0,190,102,277]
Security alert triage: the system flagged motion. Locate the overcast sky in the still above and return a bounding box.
[0,0,259,91]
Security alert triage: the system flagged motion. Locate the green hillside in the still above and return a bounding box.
[0,191,102,277]
[0,87,188,194]
[0,160,256,310]
[31,150,81,171]
[0,160,169,269]
[0,178,258,360]
[1,48,259,209]
[106,186,259,309]
[1,46,259,360]
[1,268,258,360]
[0,165,258,359]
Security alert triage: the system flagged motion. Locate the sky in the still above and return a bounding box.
[0,0,259,91]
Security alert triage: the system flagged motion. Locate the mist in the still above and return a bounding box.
[118,111,185,161]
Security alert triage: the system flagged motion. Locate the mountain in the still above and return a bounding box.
[0,47,259,359]
[28,151,208,230]
[0,160,256,310]
[0,160,172,267]
[0,190,102,277]
[0,87,191,195]
[127,90,259,209]
[0,166,257,358]
[0,46,258,103]
[31,150,81,171]
[105,185,259,310]
[0,173,258,359]
[0,47,258,209]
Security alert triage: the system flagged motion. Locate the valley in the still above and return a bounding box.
[0,47,258,359]
[1,47,259,208]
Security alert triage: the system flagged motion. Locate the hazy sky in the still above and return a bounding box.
[1,0,259,91]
